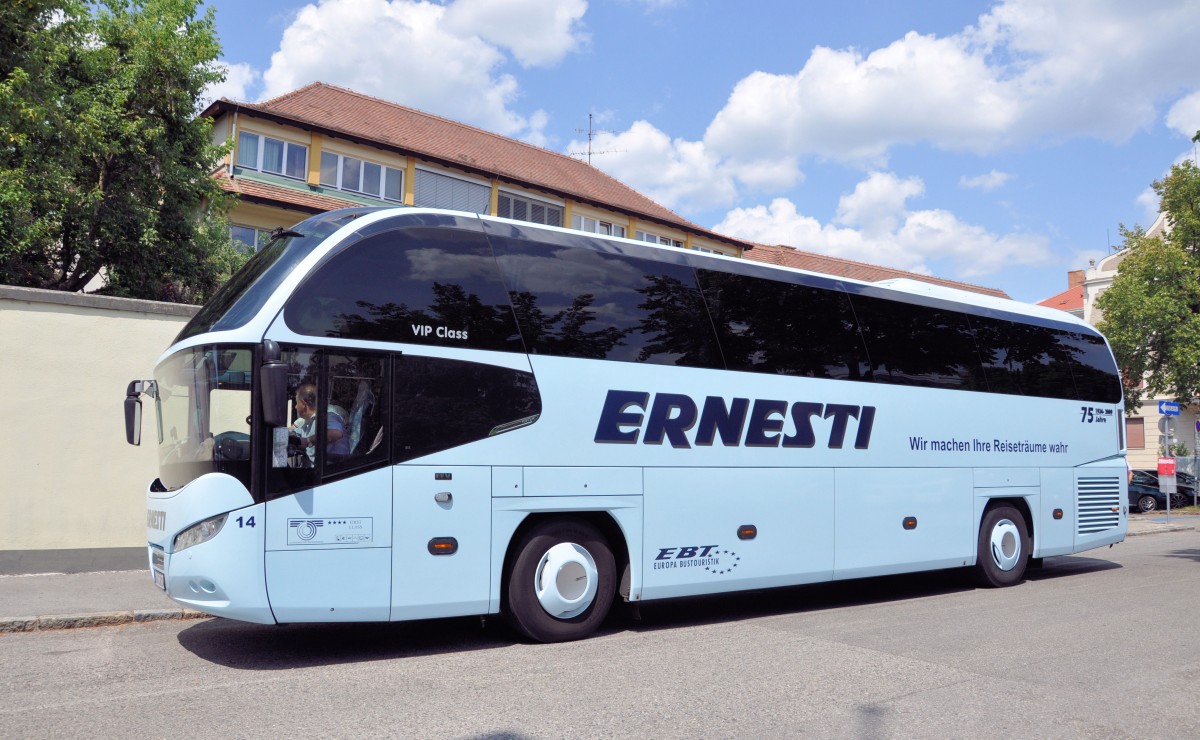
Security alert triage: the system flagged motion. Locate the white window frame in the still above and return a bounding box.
[230,224,271,253]
[498,190,564,227]
[636,229,683,249]
[237,131,307,180]
[572,214,627,238]
[320,152,404,202]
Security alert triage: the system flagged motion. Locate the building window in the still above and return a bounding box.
[636,230,683,249]
[414,168,490,213]
[230,225,271,253]
[237,131,307,180]
[572,214,626,238]
[1127,417,1145,449]
[320,152,403,202]
[498,192,563,227]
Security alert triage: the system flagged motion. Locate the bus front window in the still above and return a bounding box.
[154,346,254,492]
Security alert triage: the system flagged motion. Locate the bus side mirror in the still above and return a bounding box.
[125,396,142,446]
[261,340,288,428]
[125,380,154,446]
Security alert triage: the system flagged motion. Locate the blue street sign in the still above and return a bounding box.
[1159,400,1181,416]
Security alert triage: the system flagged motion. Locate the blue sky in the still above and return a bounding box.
[204,0,1200,303]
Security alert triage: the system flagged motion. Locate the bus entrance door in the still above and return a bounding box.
[391,465,492,621]
[263,467,394,623]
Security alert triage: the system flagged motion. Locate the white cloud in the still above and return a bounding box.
[722,156,803,191]
[1166,91,1200,140]
[567,128,803,212]
[201,62,259,109]
[705,33,1015,164]
[713,173,1053,280]
[442,0,588,68]
[1136,185,1160,227]
[702,0,1200,167]
[567,121,739,211]
[524,109,551,148]
[584,1,1200,217]
[834,172,924,236]
[259,0,587,139]
[959,170,1013,191]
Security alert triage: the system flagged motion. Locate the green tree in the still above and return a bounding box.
[1097,160,1200,413]
[0,0,245,303]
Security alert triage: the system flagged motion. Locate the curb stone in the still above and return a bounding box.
[1127,522,1195,537]
[0,608,206,634]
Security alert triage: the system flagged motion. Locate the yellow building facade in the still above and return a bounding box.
[204,83,744,257]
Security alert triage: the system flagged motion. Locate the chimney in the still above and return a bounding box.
[1068,269,1085,288]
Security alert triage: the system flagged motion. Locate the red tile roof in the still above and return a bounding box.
[205,82,740,246]
[1037,284,1084,312]
[745,243,1010,299]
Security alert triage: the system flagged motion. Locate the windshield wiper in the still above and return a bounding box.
[268,227,305,241]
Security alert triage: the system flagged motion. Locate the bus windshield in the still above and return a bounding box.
[175,208,387,343]
[154,346,254,491]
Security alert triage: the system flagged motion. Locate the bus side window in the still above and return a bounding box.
[268,348,389,498]
[392,356,541,462]
[324,352,388,475]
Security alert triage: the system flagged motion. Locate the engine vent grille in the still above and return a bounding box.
[1077,476,1121,535]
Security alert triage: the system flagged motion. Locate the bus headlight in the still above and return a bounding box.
[173,514,228,552]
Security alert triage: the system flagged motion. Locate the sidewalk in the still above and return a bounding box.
[0,569,202,633]
[1,516,1194,634]
[1125,513,1198,536]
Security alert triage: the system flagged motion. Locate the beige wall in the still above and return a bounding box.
[1126,398,1199,471]
[0,287,195,558]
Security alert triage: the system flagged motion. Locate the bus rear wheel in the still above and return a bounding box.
[504,519,616,643]
[974,504,1030,588]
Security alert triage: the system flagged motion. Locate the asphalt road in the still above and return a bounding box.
[2,530,1198,739]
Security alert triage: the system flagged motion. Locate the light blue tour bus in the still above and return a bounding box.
[126,206,1127,642]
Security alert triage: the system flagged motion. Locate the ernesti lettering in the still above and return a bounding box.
[593,389,876,450]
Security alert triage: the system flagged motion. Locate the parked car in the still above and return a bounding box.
[1129,469,1193,512]
[1142,469,1197,502]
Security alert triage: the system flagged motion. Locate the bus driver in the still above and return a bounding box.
[291,383,349,465]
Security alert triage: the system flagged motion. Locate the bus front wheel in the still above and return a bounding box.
[504,519,616,643]
[974,504,1030,588]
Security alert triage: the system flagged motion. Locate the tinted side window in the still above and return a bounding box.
[698,270,869,379]
[392,357,541,462]
[849,294,984,390]
[1006,322,1073,399]
[970,317,1120,401]
[491,235,722,368]
[285,227,523,352]
[324,353,388,475]
[1058,330,1122,403]
[967,316,1027,395]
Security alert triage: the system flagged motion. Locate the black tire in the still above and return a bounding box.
[504,519,616,643]
[974,504,1030,588]
[1137,495,1158,513]
[1170,493,1188,509]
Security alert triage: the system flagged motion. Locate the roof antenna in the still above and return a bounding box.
[570,113,623,165]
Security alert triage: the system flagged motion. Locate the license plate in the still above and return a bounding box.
[153,570,166,590]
